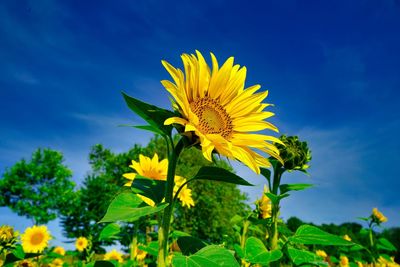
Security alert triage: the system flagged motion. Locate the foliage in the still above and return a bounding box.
[0,148,74,224]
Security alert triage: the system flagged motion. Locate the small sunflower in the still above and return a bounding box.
[104,249,124,263]
[50,258,64,267]
[21,225,51,253]
[123,154,195,208]
[372,207,388,223]
[162,51,283,174]
[343,234,351,241]
[316,250,327,259]
[75,236,88,252]
[53,246,65,256]
[256,185,272,219]
[133,245,148,261]
[340,256,350,267]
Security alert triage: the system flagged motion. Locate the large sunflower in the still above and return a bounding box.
[21,225,51,253]
[123,154,194,208]
[162,51,282,174]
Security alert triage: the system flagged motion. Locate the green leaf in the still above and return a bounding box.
[244,237,283,265]
[177,236,208,255]
[192,166,253,186]
[233,244,245,259]
[230,215,244,225]
[12,244,25,259]
[289,225,354,246]
[172,245,239,267]
[139,241,159,257]
[287,247,328,266]
[122,92,175,136]
[133,125,165,135]
[279,183,313,194]
[130,175,166,204]
[377,238,397,252]
[99,223,121,241]
[170,230,191,239]
[99,191,168,223]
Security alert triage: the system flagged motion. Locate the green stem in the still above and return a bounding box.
[270,165,283,267]
[130,224,138,261]
[157,139,184,267]
[240,220,250,249]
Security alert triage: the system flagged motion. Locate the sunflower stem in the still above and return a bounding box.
[157,138,184,267]
[269,164,283,267]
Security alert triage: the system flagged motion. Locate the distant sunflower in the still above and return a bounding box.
[123,154,195,208]
[50,258,64,267]
[53,246,65,256]
[21,225,51,253]
[75,236,88,252]
[162,51,282,174]
[104,249,124,263]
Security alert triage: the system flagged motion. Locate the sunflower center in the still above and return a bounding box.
[191,97,233,138]
[30,232,44,245]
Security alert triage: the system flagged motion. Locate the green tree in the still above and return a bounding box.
[0,148,75,224]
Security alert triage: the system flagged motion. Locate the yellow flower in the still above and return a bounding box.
[356,261,364,267]
[75,236,88,252]
[21,225,51,253]
[162,51,283,174]
[372,208,388,223]
[256,185,272,219]
[123,154,195,208]
[53,246,65,256]
[316,250,327,258]
[343,234,352,241]
[0,225,17,245]
[50,258,64,267]
[133,246,148,261]
[174,175,195,208]
[340,256,349,267]
[104,249,124,263]
[16,259,36,267]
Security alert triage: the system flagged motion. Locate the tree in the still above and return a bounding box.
[0,148,75,224]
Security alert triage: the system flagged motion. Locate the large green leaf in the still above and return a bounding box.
[99,223,121,241]
[192,166,253,186]
[122,92,175,136]
[172,245,239,267]
[99,191,168,223]
[287,247,327,266]
[243,237,282,265]
[279,183,313,194]
[289,225,353,246]
[177,236,208,255]
[377,238,397,252]
[130,175,166,204]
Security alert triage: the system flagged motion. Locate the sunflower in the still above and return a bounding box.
[133,245,148,261]
[75,236,88,252]
[21,225,51,253]
[123,154,195,208]
[316,250,327,259]
[104,249,124,263]
[372,207,388,223]
[343,234,351,241]
[256,185,272,219]
[50,258,64,267]
[53,246,65,256]
[162,51,283,174]
[340,256,349,267]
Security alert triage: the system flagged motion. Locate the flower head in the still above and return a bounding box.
[340,256,349,267]
[123,154,194,208]
[104,249,124,263]
[21,225,51,253]
[53,246,65,256]
[343,234,352,241]
[256,185,272,219]
[133,245,148,261]
[275,135,311,171]
[316,250,327,259]
[162,51,283,174]
[372,207,388,223]
[0,225,18,246]
[75,236,88,252]
[50,258,64,267]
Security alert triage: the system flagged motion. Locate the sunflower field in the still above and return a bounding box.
[0,52,398,267]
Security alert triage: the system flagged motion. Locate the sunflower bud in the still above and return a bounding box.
[275,135,311,171]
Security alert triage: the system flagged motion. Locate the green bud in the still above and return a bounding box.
[275,135,311,171]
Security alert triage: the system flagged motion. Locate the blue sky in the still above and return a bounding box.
[1,0,399,249]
